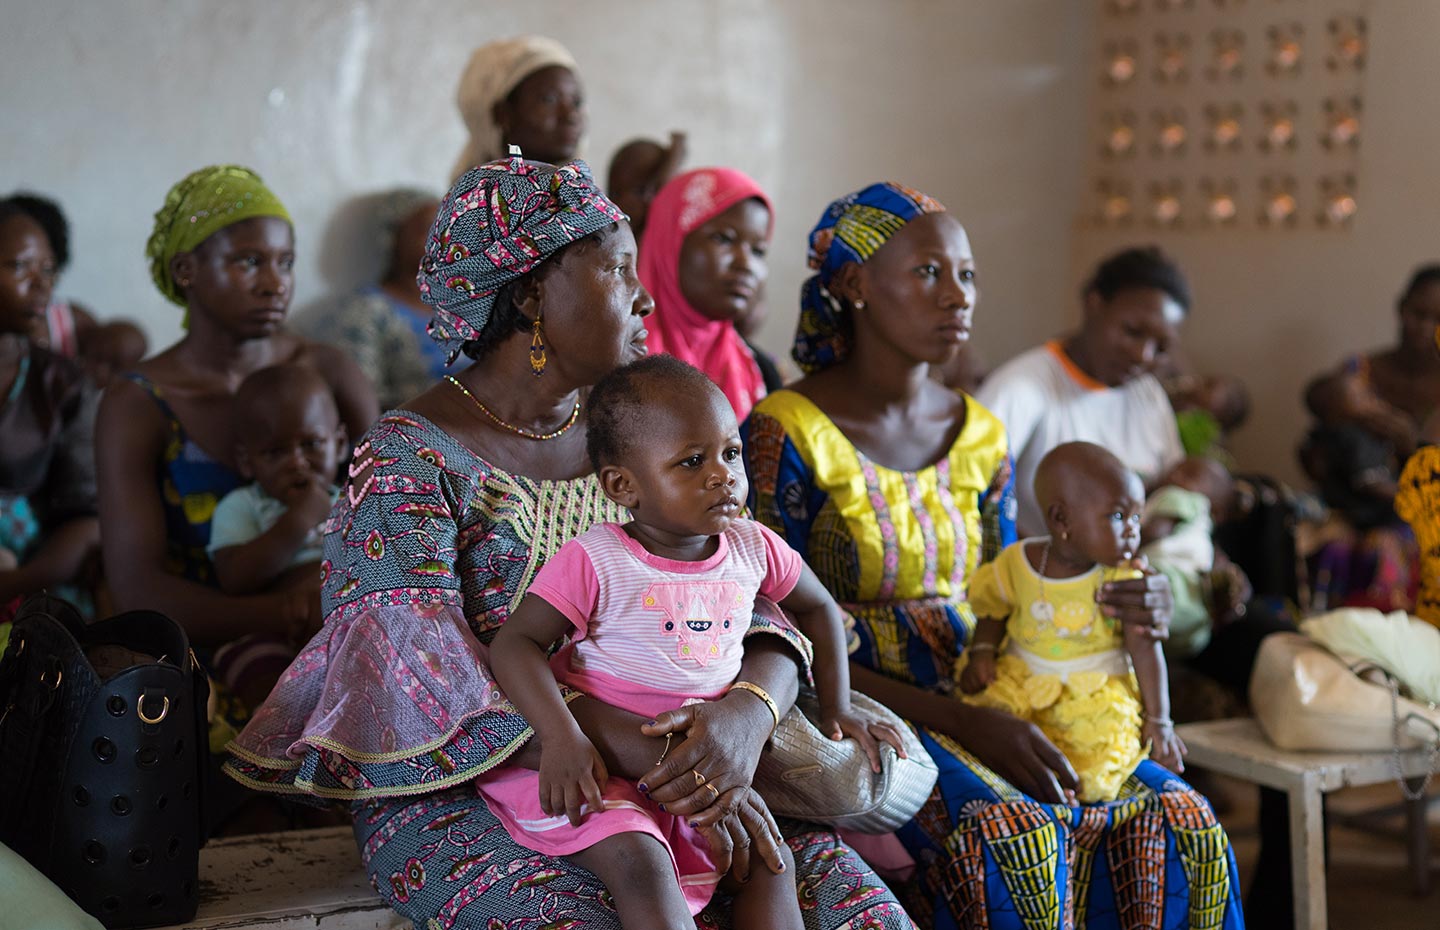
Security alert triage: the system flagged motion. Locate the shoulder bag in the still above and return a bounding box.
[0,594,210,928]
[752,687,938,834]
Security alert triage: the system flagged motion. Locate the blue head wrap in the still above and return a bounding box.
[793,182,946,374]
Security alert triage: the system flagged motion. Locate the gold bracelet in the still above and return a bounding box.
[727,681,781,733]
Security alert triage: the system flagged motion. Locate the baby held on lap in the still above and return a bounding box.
[206,363,345,695]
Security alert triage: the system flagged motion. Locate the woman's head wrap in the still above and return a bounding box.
[638,167,773,420]
[418,153,624,362]
[146,165,291,307]
[793,182,946,374]
[452,36,581,182]
[374,187,439,273]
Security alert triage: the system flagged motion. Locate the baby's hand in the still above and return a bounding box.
[819,704,909,774]
[539,732,609,826]
[960,653,997,695]
[283,475,335,528]
[1144,719,1187,774]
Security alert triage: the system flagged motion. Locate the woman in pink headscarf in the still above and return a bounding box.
[638,168,778,420]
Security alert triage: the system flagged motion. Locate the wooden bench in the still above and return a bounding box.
[157,827,404,929]
[1178,717,1436,930]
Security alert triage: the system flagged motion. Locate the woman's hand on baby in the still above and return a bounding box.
[638,695,773,815]
[955,704,1080,805]
[1098,558,1172,642]
[277,584,323,644]
[688,784,789,882]
[539,733,609,827]
[819,703,909,774]
[1208,556,1252,626]
[959,654,997,695]
[1144,720,1187,774]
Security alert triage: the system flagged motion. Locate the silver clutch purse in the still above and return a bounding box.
[752,687,938,833]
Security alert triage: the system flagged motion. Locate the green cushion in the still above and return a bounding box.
[0,842,104,930]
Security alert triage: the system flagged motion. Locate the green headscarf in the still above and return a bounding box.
[146,165,292,307]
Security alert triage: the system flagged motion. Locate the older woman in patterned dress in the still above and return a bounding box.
[226,156,915,929]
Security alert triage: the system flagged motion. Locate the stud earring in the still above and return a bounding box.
[529,316,546,376]
[854,299,866,310]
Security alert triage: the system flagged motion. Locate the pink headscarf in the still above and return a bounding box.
[638,168,773,420]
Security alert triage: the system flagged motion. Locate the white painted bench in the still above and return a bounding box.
[158,827,405,930]
[1178,717,1436,930]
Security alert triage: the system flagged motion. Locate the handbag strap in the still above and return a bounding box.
[1387,673,1440,800]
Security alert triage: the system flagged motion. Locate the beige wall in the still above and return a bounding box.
[1073,3,1438,486]
[2,0,1088,388]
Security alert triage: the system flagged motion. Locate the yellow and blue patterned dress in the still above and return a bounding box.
[744,389,1243,930]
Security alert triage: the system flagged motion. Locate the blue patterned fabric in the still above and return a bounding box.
[122,374,243,585]
[353,785,916,930]
[418,156,625,361]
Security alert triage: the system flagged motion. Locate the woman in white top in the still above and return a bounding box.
[977,245,1188,535]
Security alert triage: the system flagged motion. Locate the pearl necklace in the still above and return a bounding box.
[444,375,581,441]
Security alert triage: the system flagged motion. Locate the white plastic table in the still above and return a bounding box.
[1179,718,1434,930]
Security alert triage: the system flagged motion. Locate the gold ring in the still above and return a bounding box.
[694,769,706,787]
[705,783,720,802]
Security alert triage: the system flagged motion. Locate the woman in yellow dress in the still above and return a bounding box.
[744,182,1242,930]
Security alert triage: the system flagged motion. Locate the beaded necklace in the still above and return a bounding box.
[444,375,581,441]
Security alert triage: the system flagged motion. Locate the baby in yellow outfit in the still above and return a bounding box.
[960,441,1187,801]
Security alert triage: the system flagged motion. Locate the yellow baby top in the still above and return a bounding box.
[969,538,1143,661]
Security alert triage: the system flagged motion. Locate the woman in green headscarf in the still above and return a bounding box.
[97,165,377,713]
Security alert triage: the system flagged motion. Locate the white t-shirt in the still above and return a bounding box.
[976,340,1183,536]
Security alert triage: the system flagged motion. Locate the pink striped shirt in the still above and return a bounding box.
[527,521,802,716]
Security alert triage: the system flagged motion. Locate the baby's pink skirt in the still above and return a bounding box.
[476,663,729,914]
[475,767,720,915]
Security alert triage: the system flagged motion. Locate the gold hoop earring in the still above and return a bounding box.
[529,316,546,376]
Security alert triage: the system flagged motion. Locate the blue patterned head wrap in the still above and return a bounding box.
[418,153,625,361]
[793,182,946,374]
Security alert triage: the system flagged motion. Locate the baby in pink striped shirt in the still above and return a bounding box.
[485,355,903,929]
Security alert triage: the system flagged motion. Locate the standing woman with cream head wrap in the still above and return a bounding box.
[97,166,377,714]
[451,35,584,180]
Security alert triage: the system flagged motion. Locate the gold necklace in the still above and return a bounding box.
[444,375,581,441]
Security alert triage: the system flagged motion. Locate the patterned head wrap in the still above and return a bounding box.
[146,165,292,307]
[418,153,624,362]
[793,182,946,374]
[452,36,581,182]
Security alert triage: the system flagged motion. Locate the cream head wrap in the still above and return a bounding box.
[451,35,581,181]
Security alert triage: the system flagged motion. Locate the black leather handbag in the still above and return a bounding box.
[0,594,209,929]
